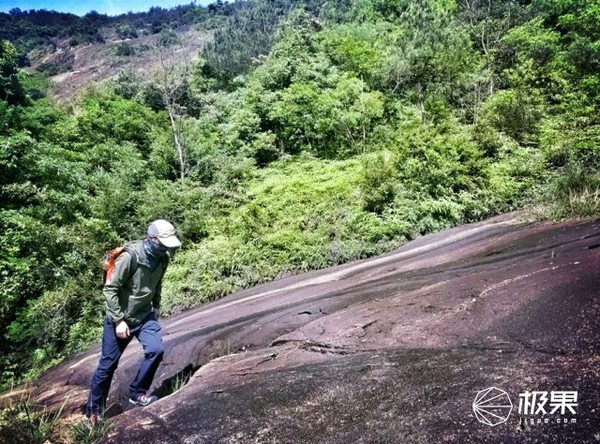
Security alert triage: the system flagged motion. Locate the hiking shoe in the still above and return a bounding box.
[87,414,103,427]
[129,392,158,406]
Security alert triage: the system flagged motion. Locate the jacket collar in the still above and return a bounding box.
[127,239,169,268]
[128,240,151,267]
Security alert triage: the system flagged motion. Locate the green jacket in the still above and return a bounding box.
[104,240,169,327]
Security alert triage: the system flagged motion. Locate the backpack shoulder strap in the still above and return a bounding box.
[122,246,139,283]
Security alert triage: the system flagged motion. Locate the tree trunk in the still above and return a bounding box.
[165,96,186,180]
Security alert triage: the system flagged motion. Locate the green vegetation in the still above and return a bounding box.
[0,391,67,443]
[0,6,207,55]
[200,0,350,85]
[154,364,196,398]
[37,51,75,76]
[0,2,289,69]
[0,0,598,393]
[110,42,150,57]
[67,416,114,443]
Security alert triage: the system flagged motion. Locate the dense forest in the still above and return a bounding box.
[0,0,598,392]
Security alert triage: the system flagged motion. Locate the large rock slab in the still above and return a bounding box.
[8,213,600,442]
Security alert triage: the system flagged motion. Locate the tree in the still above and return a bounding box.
[456,0,529,122]
[0,40,25,105]
[152,35,200,180]
[459,0,527,90]
[384,0,473,123]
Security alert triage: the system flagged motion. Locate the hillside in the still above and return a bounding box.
[1,1,338,101]
[30,26,209,102]
[0,0,599,441]
[3,213,599,442]
[1,5,214,97]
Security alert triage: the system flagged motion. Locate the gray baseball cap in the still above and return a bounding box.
[148,219,182,248]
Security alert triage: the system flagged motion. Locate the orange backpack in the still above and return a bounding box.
[102,246,138,284]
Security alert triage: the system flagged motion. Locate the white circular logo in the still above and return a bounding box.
[472,387,513,426]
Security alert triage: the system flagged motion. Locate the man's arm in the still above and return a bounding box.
[103,252,133,324]
[152,256,169,318]
[153,283,161,319]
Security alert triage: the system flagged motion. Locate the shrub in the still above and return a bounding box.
[110,42,149,57]
[548,165,600,218]
[116,24,139,39]
[68,416,114,444]
[0,392,67,444]
[37,61,70,77]
[480,88,545,144]
[360,150,398,213]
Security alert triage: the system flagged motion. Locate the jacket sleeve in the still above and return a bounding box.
[103,252,133,323]
[153,280,162,310]
[152,261,168,310]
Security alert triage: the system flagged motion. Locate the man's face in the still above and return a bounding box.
[150,237,169,254]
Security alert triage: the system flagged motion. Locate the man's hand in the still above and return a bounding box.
[116,320,130,338]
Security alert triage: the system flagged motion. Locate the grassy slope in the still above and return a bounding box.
[162,155,411,313]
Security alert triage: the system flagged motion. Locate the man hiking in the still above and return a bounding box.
[85,219,182,424]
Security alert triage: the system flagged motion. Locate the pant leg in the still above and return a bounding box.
[129,313,164,398]
[86,316,132,416]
